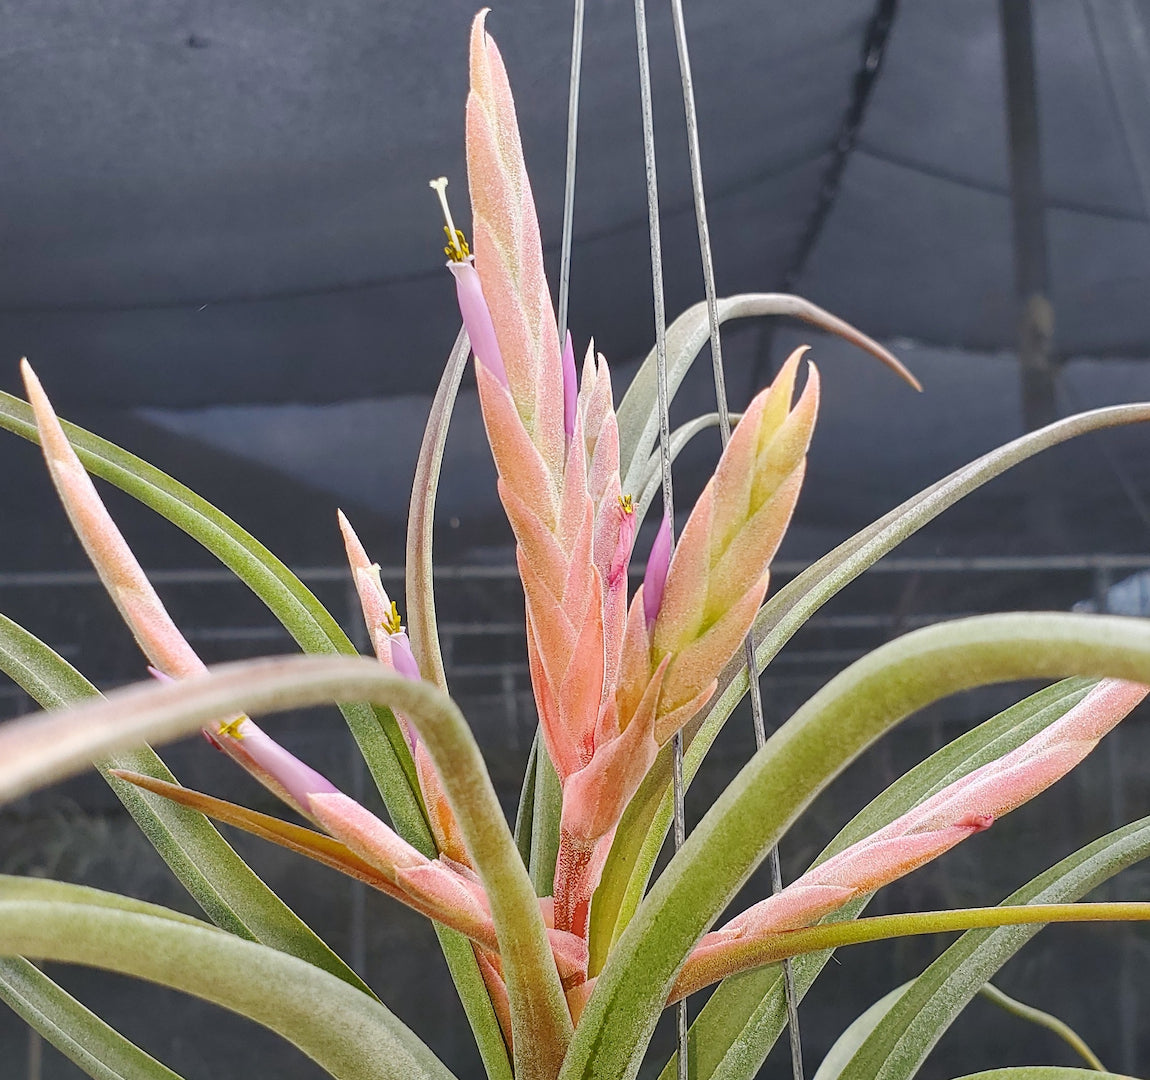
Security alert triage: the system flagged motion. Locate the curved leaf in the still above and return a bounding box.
[633,412,739,526]
[402,330,514,1080]
[0,610,370,994]
[813,983,910,1080]
[978,984,1105,1072]
[0,956,184,1080]
[615,293,918,497]
[0,390,427,849]
[666,678,1096,1080]
[947,1071,1128,1080]
[563,612,1150,1080]
[0,878,455,1080]
[833,817,1150,1080]
[590,402,1150,966]
[0,655,572,1078]
[406,326,469,694]
[672,903,1150,998]
[0,386,517,1073]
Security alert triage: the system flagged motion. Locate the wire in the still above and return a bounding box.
[667,1,805,1075]
[632,0,684,1073]
[557,0,586,348]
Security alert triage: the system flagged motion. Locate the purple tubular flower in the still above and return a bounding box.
[562,330,577,439]
[448,257,509,390]
[643,514,672,630]
[229,725,340,810]
[388,631,423,682]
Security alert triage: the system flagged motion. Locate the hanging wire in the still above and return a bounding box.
[631,0,685,1074]
[667,2,805,1076]
[557,0,586,347]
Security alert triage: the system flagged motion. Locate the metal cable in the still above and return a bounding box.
[557,0,586,347]
[632,0,684,1072]
[667,1,805,1075]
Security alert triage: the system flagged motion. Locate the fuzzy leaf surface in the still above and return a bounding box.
[0,878,455,1080]
[0,655,571,1078]
[564,613,1150,1080]
[402,328,514,1080]
[833,817,1150,1080]
[590,403,1150,965]
[0,610,369,993]
[0,956,184,1080]
[657,679,1093,1080]
[0,391,427,845]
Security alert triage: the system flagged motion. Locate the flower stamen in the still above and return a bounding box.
[429,176,470,262]
[381,599,404,636]
[217,716,247,740]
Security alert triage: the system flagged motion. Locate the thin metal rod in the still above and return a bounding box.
[667,0,804,1074]
[633,0,675,527]
[557,0,586,348]
[633,0,684,1074]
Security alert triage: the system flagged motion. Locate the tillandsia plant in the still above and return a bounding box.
[3,10,1150,1080]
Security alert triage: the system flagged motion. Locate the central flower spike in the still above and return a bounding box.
[443,11,821,944]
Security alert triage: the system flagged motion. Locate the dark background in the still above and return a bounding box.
[1,0,1149,1076]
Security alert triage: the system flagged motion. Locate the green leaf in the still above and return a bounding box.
[406,327,469,694]
[0,956,184,1080]
[0,609,371,995]
[515,734,539,868]
[978,984,1106,1072]
[402,329,513,1080]
[0,654,573,1080]
[590,402,1150,966]
[662,679,1095,1080]
[833,817,1150,1080]
[530,742,562,897]
[615,293,917,499]
[0,389,428,851]
[1,385,516,1074]
[633,412,738,525]
[0,877,456,1080]
[812,983,911,1080]
[563,613,1150,1080]
[946,1071,1129,1080]
[673,903,1150,994]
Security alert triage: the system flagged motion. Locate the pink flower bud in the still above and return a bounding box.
[225,725,339,809]
[562,330,577,440]
[643,514,672,630]
[448,257,509,390]
[388,631,422,683]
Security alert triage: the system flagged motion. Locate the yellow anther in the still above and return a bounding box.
[429,176,471,261]
[381,600,403,636]
[217,716,246,740]
[619,493,635,515]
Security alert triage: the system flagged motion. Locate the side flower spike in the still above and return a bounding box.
[673,677,1148,999]
[617,347,819,744]
[338,510,470,864]
[21,360,310,813]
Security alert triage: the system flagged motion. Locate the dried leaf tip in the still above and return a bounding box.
[429,176,470,262]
